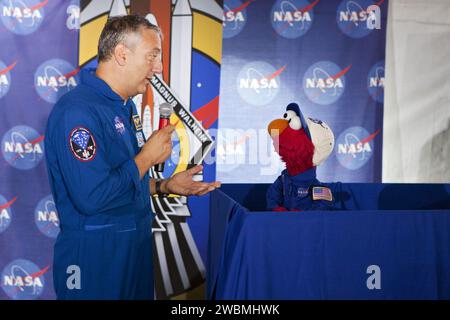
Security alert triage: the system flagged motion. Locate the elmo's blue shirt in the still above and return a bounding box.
[267,168,344,211]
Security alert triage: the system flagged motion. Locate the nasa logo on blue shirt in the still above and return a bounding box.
[223,0,248,39]
[0,0,46,35]
[34,59,79,104]
[303,61,350,105]
[271,0,317,39]
[1,125,44,170]
[1,259,48,300]
[34,194,59,238]
[114,116,125,135]
[69,127,96,162]
[297,187,309,197]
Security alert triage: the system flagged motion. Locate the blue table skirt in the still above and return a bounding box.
[208,184,450,300]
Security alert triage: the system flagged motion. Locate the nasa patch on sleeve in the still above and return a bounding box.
[69,127,97,161]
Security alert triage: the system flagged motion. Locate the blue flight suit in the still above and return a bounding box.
[45,68,153,300]
[267,168,343,211]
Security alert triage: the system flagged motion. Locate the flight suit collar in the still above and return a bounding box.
[284,167,318,184]
[81,68,125,102]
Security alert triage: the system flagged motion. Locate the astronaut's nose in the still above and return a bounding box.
[268,119,289,138]
[152,59,163,74]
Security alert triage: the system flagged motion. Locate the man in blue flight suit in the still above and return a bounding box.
[44,15,220,300]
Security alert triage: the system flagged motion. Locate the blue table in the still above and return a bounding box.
[208,183,450,299]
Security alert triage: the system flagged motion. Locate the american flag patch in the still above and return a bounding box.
[312,186,333,202]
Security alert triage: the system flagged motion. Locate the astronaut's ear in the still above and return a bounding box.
[113,43,128,66]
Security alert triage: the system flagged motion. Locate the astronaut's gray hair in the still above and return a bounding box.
[97,14,161,63]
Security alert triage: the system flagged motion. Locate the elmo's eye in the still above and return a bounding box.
[283,110,301,130]
[284,110,296,121]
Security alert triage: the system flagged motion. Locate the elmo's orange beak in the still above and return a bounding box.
[268,119,289,138]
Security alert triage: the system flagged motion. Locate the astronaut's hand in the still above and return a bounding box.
[163,165,221,196]
[135,125,175,178]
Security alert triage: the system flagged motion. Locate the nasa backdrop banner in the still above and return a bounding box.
[0,0,222,300]
[0,0,80,300]
[217,0,388,183]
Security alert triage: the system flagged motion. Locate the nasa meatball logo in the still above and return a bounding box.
[367,60,384,103]
[0,195,16,234]
[0,0,46,35]
[271,0,318,39]
[34,59,79,104]
[337,0,382,38]
[0,60,16,99]
[1,125,44,170]
[336,126,379,170]
[34,194,59,238]
[237,61,285,106]
[69,127,96,162]
[303,61,350,105]
[223,0,248,39]
[114,116,125,135]
[1,259,48,300]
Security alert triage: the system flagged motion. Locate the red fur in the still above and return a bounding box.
[274,127,314,176]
